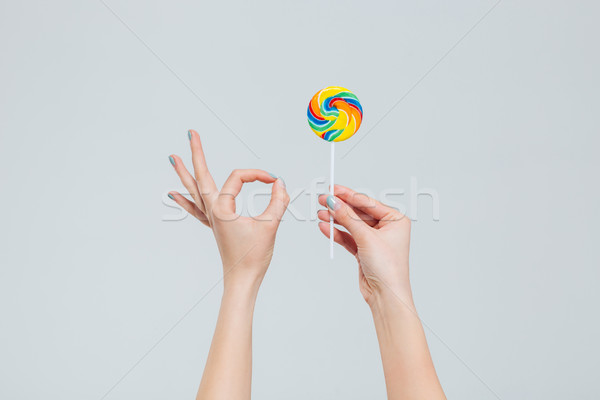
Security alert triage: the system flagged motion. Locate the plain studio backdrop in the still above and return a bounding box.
[1,0,599,399]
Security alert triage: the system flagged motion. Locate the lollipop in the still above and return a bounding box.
[307,86,363,258]
[307,86,363,142]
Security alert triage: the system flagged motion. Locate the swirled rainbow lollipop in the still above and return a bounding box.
[307,87,363,142]
[307,86,363,258]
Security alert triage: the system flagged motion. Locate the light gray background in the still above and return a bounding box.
[1,0,599,399]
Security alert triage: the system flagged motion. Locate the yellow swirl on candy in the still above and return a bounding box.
[307,86,363,142]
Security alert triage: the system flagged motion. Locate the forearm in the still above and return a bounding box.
[370,288,445,400]
[196,283,259,400]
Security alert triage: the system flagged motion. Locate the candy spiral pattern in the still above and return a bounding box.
[307,86,363,142]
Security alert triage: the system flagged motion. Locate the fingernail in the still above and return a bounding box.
[268,172,277,179]
[168,193,175,200]
[169,156,176,166]
[326,195,339,210]
[188,130,192,141]
[277,177,286,188]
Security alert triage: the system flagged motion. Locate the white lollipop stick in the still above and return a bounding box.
[330,141,335,259]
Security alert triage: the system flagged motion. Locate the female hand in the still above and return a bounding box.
[169,130,290,400]
[168,130,289,292]
[319,186,446,400]
[318,185,412,306]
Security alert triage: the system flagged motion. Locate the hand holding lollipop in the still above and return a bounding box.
[307,86,363,258]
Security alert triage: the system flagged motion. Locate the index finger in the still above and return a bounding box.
[333,184,401,221]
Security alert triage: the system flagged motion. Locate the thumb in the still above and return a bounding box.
[324,195,369,238]
[260,177,290,224]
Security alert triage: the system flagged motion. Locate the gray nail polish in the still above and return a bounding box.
[168,193,175,200]
[188,130,192,141]
[169,156,175,166]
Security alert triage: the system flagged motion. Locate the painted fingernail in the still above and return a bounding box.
[268,172,277,179]
[169,156,176,166]
[188,130,192,141]
[277,177,286,187]
[168,193,175,200]
[326,195,339,210]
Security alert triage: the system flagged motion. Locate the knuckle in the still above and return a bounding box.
[388,208,403,219]
[398,213,411,226]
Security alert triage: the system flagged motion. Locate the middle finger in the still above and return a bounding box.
[169,154,206,213]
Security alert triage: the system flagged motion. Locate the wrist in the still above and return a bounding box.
[223,280,261,299]
[368,284,416,316]
[222,260,266,294]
